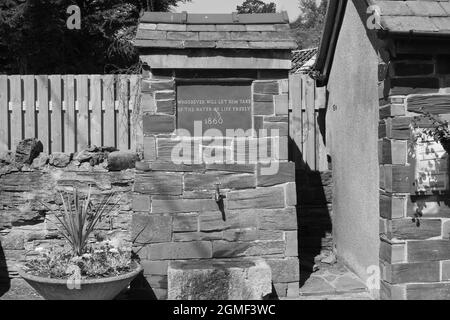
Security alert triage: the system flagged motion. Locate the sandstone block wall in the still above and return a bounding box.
[132,69,299,299]
[378,45,450,299]
[0,154,134,282]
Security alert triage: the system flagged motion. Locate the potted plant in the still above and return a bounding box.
[18,186,142,300]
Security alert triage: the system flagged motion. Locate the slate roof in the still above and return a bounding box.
[291,48,318,74]
[134,12,298,50]
[368,0,450,34]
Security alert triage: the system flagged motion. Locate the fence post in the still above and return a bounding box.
[0,76,8,152]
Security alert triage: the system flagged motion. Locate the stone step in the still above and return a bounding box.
[168,258,272,300]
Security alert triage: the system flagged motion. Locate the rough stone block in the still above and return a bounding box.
[253,81,279,95]
[132,214,172,244]
[168,259,272,300]
[107,151,137,171]
[173,213,198,232]
[222,229,283,242]
[280,79,289,94]
[184,171,255,191]
[226,187,285,210]
[285,231,298,257]
[284,182,297,206]
[134,172,183,195]
[157,139,183,161]
[380,240,406,264]
[143,136,157,161]
[199,31,230,41]
[143,115,175,134]
[408,240,450,262]
[199,209,257,232]
[406,282,450,300]
[287,282,300,298]
[205,163,256,173]
[381,261,439,284]
[266,258,300,283]
[141,93,156,113]
[156,100,175,114]
[155,91,175,100]
[258,207,297,231]
[272,283,287,297]
[274,94,288,115]
[152,199,219,214]
[257,162,295,187]
[15,138,43,164]
[49,152,71,167]
[142,241,212,260]
[132,193,150,212]
[253,101,274,116]
[387,219,441,240]
[173,232,223,242]
[212,240,285,258]
[263,122,288,136]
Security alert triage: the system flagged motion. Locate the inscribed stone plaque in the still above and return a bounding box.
[177,82,252,136]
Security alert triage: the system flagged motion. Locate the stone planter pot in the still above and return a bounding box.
[18,264,142,300]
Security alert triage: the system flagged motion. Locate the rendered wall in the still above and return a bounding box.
[325,0,380,284]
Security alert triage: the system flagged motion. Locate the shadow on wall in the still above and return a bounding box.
[0,242,11,297]
[289,132,333,288]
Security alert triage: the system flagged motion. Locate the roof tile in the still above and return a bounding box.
[184,40,216,48]
[156,24,187,32]
[166,31,199,41]
[372,0,450,35]
[186,25,217,32]
[430,17,450,31]
[135,12,296,50]
[375,1,413,16]
[245,24,276,32]
[216,25,247,32]
[199,31,231,41]
[405,1,448,17]
[216,40,250,49]
[135,29,166,40]
[381,15,440,33]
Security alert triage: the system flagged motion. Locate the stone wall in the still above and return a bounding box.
[0,147,135,283]
[132,69,299,299]
[378,40,450,299]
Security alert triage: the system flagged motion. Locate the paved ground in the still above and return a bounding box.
[1,262,373,300]
[0,279,43,300]
[286,262,374,300]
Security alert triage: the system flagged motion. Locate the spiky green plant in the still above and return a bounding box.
[43,187,121,256]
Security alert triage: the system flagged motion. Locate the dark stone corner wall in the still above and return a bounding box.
[378,38,450,300]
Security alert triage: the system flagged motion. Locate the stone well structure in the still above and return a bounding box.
[131,11,299,299]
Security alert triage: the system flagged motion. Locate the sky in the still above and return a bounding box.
[174,0,302,22]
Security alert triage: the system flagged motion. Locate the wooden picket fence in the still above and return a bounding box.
[0,74,142,154]
[289,73,328,171]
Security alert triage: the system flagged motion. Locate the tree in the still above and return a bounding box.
[0,0,190,74]
[236,0,276,14]
[291,0,328,49]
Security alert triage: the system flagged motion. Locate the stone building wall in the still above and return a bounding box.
[0,149,135,283]
[131,69,299,299]
[378,40,450,299]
